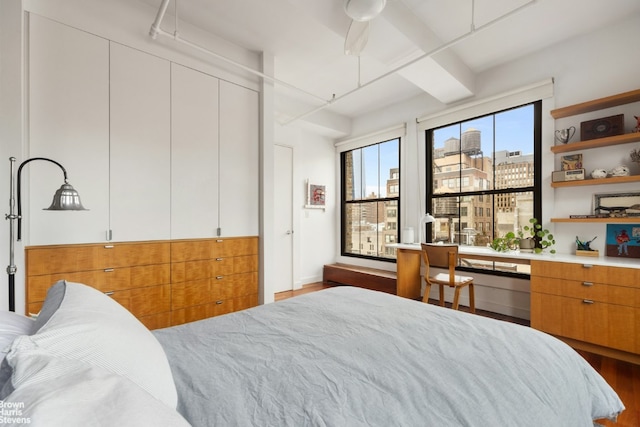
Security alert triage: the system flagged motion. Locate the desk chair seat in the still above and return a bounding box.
[421,243,475,313]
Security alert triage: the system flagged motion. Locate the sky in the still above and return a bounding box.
[356,104,535,199]
[433,104,534,154]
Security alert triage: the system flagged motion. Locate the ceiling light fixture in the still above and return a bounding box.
[344,0,387,22]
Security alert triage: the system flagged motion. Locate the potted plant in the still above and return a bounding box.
[490,231,519,252]
[518,218,556,254]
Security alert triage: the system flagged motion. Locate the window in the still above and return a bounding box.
[426,102,541,275]
[342,138,400,260]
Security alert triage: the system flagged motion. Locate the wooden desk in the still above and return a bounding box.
[390,243,640,364]
[390,244,534,297]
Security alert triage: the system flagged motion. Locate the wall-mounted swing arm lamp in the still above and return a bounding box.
[5,157,87,312]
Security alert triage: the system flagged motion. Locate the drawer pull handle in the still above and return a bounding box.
[215,258,223,261]
[216,239,224,243]
[582,299,594,304]
[582,281,593,287]
[216,276,224,280]
[104,291,115,296]
[582,264,593,268]
[215,300,223,305]
[104,245,114,249]
[104,268,115,273]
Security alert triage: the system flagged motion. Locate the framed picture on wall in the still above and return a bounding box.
[605,223,640,258]
[305,180,326,209]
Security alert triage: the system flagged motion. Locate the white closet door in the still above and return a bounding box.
[28,14,110,245]
[219,81,259,237]
[170,63,220,239]
[109,43,171,242]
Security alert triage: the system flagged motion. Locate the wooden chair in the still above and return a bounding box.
[420,243,475,313]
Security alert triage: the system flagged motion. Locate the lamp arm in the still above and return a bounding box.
[15,157,69,241]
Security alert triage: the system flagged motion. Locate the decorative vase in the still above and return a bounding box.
[519,237,535,253]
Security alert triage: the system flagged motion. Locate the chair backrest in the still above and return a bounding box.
[421,243,458,283]
[421,243,458,268]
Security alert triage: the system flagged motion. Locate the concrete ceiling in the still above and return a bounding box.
[139,0,640,131]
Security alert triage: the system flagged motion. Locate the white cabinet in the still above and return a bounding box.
[109,43,171,241]
[219,81,259,236]
[28,14,110,245]
[170,63,220,238]
[27,16,258,245]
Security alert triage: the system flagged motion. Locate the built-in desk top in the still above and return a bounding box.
[388,243,640,269]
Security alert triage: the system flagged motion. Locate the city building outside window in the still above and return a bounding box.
[426,102,541,275]
[341,138,400,260]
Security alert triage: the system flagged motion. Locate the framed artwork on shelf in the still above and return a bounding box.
[305,180,326,209]
[593,191,640,217]
[561,153,583,171]
[605,223,640,258]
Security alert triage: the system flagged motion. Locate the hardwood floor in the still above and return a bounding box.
[275,282,639,427]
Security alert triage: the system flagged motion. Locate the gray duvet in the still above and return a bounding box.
[154,286,624,427]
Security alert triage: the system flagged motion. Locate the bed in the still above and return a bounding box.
[0,281,625,426]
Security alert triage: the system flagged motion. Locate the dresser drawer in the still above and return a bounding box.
[233,255,259,274]
[27,283,172,320]
[139,311,172,330]
[171,279,211,310]
[531,292,637,354]
[171,299,235,326]
[531,260,640,288]
[110,284,171,318]
[26,242,170,275]
[531,276,640,307]
[171,259,211,283]
[211,237,258,257]
[26,264,170,305]
[231,272,259,297]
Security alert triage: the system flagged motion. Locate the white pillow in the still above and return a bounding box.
[4,349,190,427]
[0,311,34,360]
[8,280,177,408]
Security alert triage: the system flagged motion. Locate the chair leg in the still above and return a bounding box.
[438,284,445,306]
[422,283,432,303]
[452,287,461,310]
[468,283,475,313]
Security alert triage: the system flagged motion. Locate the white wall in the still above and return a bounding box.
[275,124,337,288]
[0,0,25,313]
[327,12,640,319]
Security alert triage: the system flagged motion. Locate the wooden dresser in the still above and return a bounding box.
[25,237,259,329]
[530,260,640,364]
[170,237,259,326]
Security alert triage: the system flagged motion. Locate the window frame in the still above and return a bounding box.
[340,138,401,262]
[425,101,542,277]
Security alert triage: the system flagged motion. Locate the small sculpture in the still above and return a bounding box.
[555,126,576,144]
[610,165,630,177]
[631,148,640,164]
[591,169,608,179]
[576,236,597,251]
[634,115,640,133]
